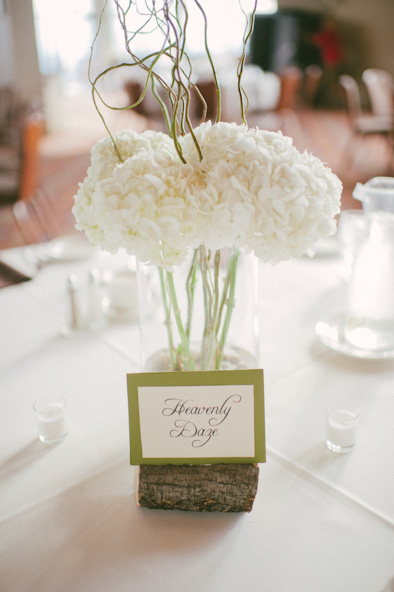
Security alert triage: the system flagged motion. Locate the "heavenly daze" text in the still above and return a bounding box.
[161,395,242,448]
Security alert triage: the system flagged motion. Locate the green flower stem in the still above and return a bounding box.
[199,247,216,370]
[202,250,221,370]
[185,250,198,340]
[216,249,240,369]
[158,247,241,371]
[165,270,195,371]
[215,259,232,337]
[158,267,177,370]
[212,250,221,331]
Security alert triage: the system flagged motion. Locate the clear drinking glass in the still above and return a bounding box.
[344,212,394,352]
[336,209,368,280]
[353,176,394,215]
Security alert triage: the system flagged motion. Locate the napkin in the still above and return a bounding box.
[0,259,32,288]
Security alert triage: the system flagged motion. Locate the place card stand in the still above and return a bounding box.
[127,369,265,513]
[135,463,260,512]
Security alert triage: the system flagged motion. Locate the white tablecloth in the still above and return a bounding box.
[1,240,394,592]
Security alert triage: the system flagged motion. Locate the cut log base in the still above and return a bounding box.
[136,463,259,512]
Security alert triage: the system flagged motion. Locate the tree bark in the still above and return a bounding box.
[136,463,259,512]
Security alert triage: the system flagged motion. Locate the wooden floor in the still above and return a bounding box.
[1,91,393,250]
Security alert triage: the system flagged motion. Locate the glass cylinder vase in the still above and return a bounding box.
[137,246,259,372]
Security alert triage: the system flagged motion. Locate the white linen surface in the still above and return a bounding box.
[1,242,393,592]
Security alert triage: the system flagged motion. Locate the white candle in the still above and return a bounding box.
[326,406,360,452]
[34,397,68,444]
[104,270,138,312]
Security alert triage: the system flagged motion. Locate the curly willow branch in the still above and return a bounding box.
[237,0,257,124]
[89,0,258,160]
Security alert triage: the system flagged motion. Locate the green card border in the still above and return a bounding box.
[127,368,265,465]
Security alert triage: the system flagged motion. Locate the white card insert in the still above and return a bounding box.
[138,384,255,458]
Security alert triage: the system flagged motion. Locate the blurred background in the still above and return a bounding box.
[1,0,393,248]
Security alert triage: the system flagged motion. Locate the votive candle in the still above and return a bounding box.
[326,404,360,453]
[33,396,68,444]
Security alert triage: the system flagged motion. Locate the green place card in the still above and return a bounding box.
[127,369,265,465]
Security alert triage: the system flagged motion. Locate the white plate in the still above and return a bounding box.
[46,234,97,261]
[315,313,394,360]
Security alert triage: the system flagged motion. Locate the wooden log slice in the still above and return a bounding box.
[136,463,259,512]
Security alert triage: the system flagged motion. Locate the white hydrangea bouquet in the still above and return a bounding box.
[73,0,342,372]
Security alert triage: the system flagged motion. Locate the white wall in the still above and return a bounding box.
[2,0,41,103]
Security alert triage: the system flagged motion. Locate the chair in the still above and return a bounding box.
[301,65,322,108]
[18,110,45,201]
[0,86,23,145]
[124,80,146,116]
[193,79,218,122]
[12,187,62,246]
[12,199,48,245]
[276,66,303,111]
[339,74,393,172]
[0,109,59,246]
[362,69,394,119]
[0,109,44,204]
[339,74,393,135]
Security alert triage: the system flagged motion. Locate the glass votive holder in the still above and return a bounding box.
[102,268,139,320]
[326,404,360,453]
[33,396,68,444]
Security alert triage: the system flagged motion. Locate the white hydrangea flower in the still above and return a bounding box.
[73,121,341,266]
[73,136,207,267]
[181,121,342,263]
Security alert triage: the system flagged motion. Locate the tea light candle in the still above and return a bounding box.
[326,405,360,453]
[103,269,138,318]
[33,396,68,444]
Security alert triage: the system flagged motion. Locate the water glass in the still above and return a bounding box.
[336,209,367,280]
[344,212,394,352]
[353,176,394,215]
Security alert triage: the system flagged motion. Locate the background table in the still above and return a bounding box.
[1,238,393,592]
